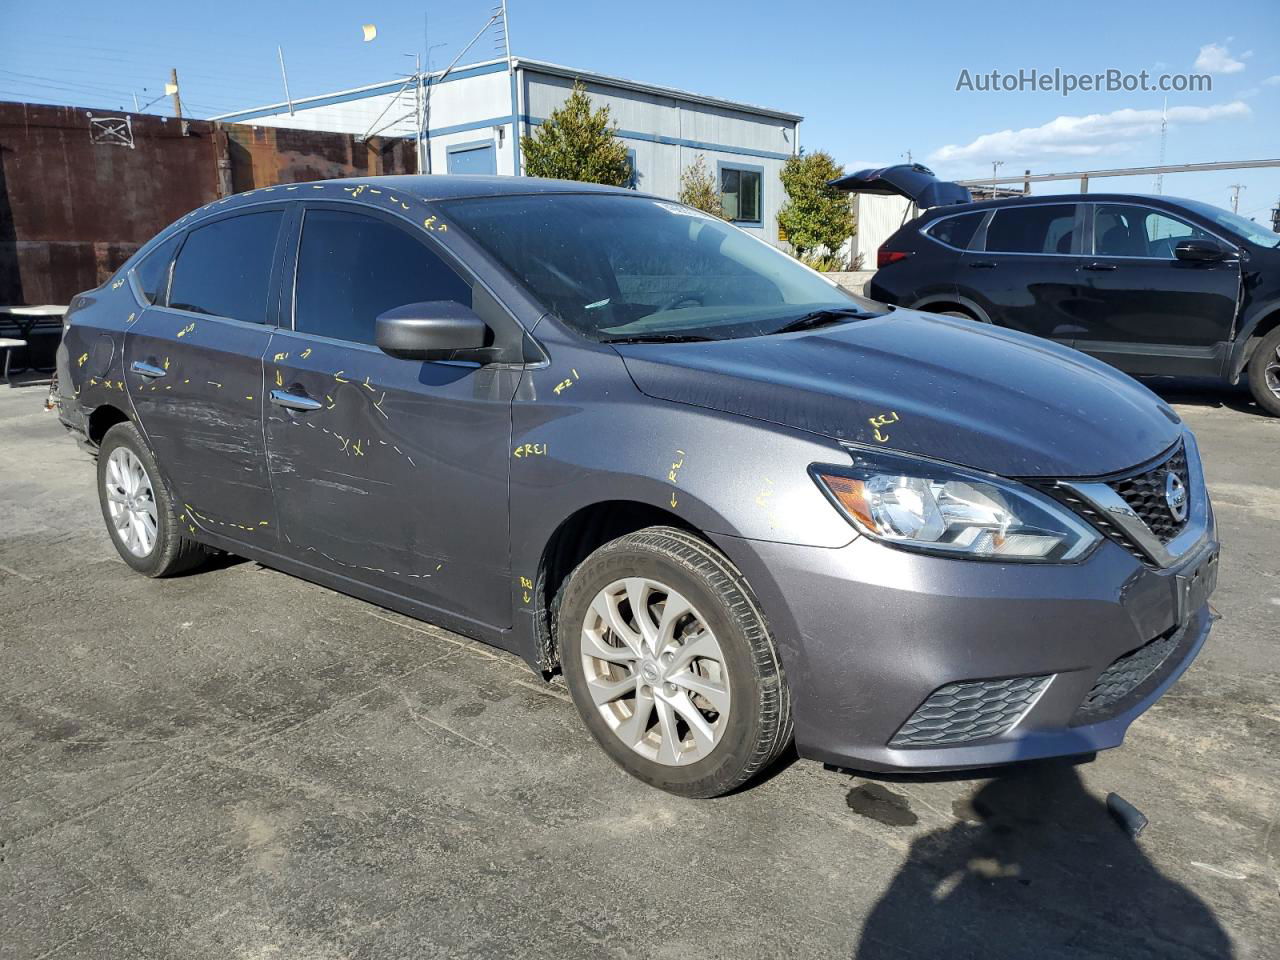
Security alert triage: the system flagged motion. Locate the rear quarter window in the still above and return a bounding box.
[167,211,283,323]
[131,233,182,305]
[925,212,984,250]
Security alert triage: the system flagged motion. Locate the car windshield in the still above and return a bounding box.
[1178,199,1280,249]
[438,193,882,342]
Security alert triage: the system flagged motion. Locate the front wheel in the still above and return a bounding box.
[1246,326,1280,417]
[557,526,792,798]
[97,422,210,577]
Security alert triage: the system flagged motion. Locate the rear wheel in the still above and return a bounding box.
[557,526,792,798]
[97,422,210,577]
[1246,326,1280,417]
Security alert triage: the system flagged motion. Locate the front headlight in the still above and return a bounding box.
[812,450,1101,562]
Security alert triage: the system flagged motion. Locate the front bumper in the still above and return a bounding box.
[712,482,1218,773]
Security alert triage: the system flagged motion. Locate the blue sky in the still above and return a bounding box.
[2,0,1277,223]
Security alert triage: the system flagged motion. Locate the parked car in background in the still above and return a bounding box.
[837,164,1280,416]
[55,176,1218,797]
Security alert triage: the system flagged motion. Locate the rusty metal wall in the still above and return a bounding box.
[0,101,416,305]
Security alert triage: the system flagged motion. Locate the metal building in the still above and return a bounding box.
[212,57,802,244]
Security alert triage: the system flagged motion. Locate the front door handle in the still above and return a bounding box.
[968,260,998,269]
[1083,262,1117,271]
[131,360,166,379]
[270,389,323,412]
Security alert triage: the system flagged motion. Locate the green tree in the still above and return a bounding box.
[677,155,725,218]
[777,150,855,270]
[521,82,631,186]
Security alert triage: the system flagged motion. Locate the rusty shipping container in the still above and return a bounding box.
[0,101,417,306]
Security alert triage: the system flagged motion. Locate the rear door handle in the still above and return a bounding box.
[130,360,166,379]
[270,389,322,412]
[967,260,997,269]
[1083,262,1117,271]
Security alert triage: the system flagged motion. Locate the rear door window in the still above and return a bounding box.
[1093,203,1213,259]
[925,212,984,250]
[984,204,1078,255]
[168,211,283,322]
[293,209,471,345]
[132,234,182,305]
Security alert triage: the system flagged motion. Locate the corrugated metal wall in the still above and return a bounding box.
[0,102,415,305]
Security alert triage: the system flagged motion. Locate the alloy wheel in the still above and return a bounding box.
[104,447,158,557]
[1265,344,1280,399]
[580,577,731,766]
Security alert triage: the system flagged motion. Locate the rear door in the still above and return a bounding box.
[959,202,1088,344]
[124,207,286,542]
[1072,202,1241,376]
[264,203,517,630]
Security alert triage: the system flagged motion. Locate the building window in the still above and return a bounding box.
[720,163,762,224]
[625,149,638,189]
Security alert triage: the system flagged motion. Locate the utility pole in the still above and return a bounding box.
[1271,197,1280,234]
[1154,98,1168,194]
[414,53,425,173]
[168,68,182,120]
[1229,183,1245,214]
[990,160,1003,200]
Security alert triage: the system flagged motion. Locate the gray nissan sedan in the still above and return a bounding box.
[55,176,1219,797]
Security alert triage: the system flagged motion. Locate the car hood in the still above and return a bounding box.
[614,310,1182,478]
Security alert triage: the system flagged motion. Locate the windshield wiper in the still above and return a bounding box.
[769,307,870,336]
[601,333,717,344]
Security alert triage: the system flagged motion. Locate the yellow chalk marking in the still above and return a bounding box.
[300,347,312,359]
[77,353,88,367]
[868,411,900,443]
[512,442,547,459]
[275,369,283,387]
[334,371,350,383]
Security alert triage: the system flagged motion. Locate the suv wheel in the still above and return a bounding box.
[97,422,210,577]
[557,526,792,797]
[1246,326,1280,417]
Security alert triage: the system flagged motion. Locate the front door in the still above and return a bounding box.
[959,202,1088,344]
[1072,202,1241,376]
[123,207,286,542]
[264,204,516,630]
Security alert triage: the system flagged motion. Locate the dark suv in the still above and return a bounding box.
[55,176,1218,797]
[844,165,1280,415]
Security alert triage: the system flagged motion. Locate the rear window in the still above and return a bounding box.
[132,233,182,305]
[985,204,1078,255]
[925,212,983,250]
[168,211,283,323]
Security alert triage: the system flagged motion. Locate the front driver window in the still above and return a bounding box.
[1093,204,1211,259]
[293,209,471,345]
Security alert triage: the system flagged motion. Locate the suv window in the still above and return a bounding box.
[1093,203,1213,259]
[984,204,1078,255]
[294,209,471,345]
[168,211,282,322]
[926,212,983,250]
[132,234,182,305]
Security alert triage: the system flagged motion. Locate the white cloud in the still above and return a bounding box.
[1194,42,1251,74]
[929,101,1251,166]
[1264,75,1280,86]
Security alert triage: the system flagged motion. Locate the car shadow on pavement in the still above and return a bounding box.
[1141,377,1266,419]
[852,759,1233,960]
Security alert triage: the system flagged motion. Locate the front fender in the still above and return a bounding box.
[504,331,857,667]
[1227,294,1280,382]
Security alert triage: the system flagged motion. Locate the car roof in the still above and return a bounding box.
[167,174,654,234]
[923,192,1205,217]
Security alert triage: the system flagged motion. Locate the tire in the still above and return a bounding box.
[1245,326,1280,417]
[557,526,792,798]
[97,421,210,577]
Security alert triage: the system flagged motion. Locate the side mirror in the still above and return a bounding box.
[1174,238,1228,262]
[375,301,491,362]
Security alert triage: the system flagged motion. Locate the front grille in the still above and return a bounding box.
[1071,624,1185,725]
[1107,444,1190,544]
[889,675,1051,748]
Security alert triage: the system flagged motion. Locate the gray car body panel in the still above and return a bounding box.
[54,174,1217,773]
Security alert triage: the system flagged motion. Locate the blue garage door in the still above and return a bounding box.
[447,141,497,175]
